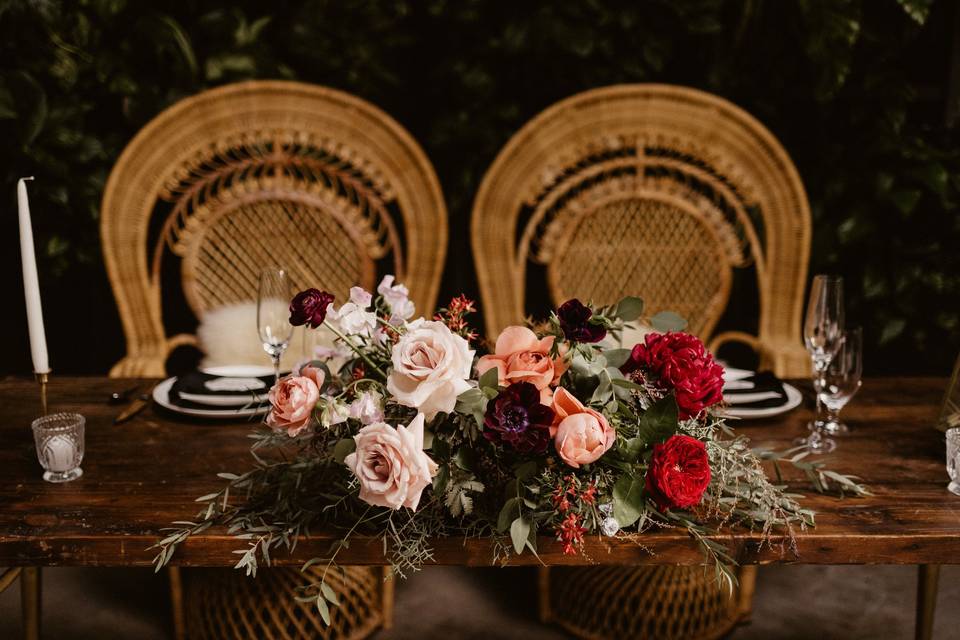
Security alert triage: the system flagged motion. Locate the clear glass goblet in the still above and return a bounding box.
[258,268,294,384]
[797,274,844,453]
[819,327,863,435]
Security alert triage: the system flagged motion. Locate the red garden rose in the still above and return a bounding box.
[621,332,724,419]
[645,434,711,511]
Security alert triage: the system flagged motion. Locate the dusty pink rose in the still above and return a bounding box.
[265,366,324,436]
[476,326,568,402]
[344,414,438,510]
[549,388,616,468]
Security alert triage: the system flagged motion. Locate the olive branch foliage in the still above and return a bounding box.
[152,295,868,624]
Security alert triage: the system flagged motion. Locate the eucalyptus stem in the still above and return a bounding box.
[322,320,387,380]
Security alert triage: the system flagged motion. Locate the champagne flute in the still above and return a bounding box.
[819,327,863,435]
[798,274,844,453]
[258,268,294,384]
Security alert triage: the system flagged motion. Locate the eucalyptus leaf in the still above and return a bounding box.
[612,475,645,528]
[320,581,340,606]
[603,348,632,369]
[614,296,645,321]
[332,438,356,464]
[635,393,679,444]
[650,311,688,332]
[478,366,500,392]
[497,497,521,532]
[510,516,532,554]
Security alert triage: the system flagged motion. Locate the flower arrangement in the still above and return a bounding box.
[153,276,867,623]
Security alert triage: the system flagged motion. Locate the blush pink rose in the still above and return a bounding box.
[476,326,568,402]
[265,366,324,436]
[344,413,438,510]
[549,388,616,468]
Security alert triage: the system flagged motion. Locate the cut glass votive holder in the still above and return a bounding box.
[947,427,960,497]
[31,412,85,483]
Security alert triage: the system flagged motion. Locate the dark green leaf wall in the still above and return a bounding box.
[2,0,957,374]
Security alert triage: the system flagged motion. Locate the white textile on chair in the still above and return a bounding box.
[197,302,343,372]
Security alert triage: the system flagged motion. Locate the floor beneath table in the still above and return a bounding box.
[0,565,956,639]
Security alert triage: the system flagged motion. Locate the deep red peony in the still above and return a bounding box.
[645,434,711,511]
[621,332,724,419]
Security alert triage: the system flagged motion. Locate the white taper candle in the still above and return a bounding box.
[17,177,50,374]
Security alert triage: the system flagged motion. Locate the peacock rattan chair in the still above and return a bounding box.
[101,80,447,640]
[102,80,447,377]
[471,84,811,639]
[472,83,811,379]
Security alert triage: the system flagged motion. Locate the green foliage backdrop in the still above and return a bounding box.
[2,0,958,374]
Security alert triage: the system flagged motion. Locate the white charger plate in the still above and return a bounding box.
[721,383,803,419]
[153,377,270,419]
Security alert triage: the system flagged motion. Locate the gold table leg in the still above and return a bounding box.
[20,567,40,640]
[916,564,940,640]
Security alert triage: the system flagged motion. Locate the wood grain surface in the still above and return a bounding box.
[1,376,956,568]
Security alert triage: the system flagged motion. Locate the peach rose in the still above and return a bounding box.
[265,366,324,437]
[549,388,615,468]
[344,414,438,510]
[476,326,567,402]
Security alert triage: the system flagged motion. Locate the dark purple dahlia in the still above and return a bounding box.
[289,289,335,328]
[557,298,606,343]
[483,382,554,454]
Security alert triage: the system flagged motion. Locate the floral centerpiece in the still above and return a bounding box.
[154,276,866,623]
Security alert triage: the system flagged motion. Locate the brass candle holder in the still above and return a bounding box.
[35,371,49,416]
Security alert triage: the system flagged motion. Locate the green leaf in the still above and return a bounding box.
[636,393,679,444]
[650,311,688,332]
[603,348,632,369]
[320,581,340,607]
[514,460,538,481]
[612,378,644,391]
[316,596,331,625]
[614,296,645,321]
[478,366,500,392]
[433,465,449,494]
[497,497,521,532]
[332,438,356,464]
[618,437,646,463]
[612,475,645,528]
[510,516,531,554]
[879,318,906,345]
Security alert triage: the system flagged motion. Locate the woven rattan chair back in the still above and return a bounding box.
[102,80,447,377]
[471,84,811,377]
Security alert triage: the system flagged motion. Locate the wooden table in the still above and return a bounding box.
[0,376,955,638]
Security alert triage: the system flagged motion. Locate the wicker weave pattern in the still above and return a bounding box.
[545,566,741,640]
[472,84,812,377]
[102,81,447,377]
[183,566,387,640]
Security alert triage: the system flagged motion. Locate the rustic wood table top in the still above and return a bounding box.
[0,376,955,568]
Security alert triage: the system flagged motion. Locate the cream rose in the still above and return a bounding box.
[344,413,438,510]
[387,319,475,419]
[550,388,616,468]
[265,366,324,437]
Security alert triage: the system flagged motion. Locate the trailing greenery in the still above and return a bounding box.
[2,0,957,374]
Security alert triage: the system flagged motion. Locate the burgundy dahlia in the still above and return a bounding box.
[483,382,554,454]
[621,332,724,419]
[289,288,335,328]
[557,298,606,343]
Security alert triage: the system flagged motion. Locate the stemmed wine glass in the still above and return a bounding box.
[257,268,294,384]
[818,327,862,435]
[797,275,845,453]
